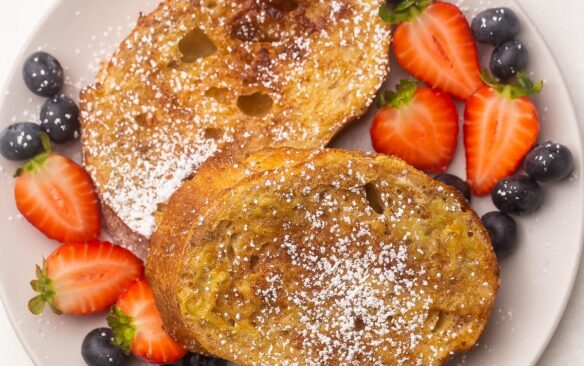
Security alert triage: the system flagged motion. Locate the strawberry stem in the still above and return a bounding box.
[107,306,136,355]
[14,133,52,177]
[378,79,420,109]
[480,70,544,100]
[28,262,60,315]
[379,0,432,24]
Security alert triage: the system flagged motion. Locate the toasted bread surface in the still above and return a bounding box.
[147,148,499,365]
[80,0,392,247]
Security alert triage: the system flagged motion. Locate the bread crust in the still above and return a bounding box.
[147,148,500,365]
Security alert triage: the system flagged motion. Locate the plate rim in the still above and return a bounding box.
[0,0,582,365]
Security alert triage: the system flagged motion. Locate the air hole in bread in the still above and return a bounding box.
[364,183,385,214]
[228,318,235,326]
[167,60,179,69]
[354,317,365,331]
[204,127,223,140]
[179,27,217,63]
[249,255,259,270]
[237,92,273,117]
[226,245,235,261]
[270,0,299,12]
[428,311,451,334]
[467,231,474,237]
[204,0,217,8]
[205,87,230,104]
[135,113,155,128]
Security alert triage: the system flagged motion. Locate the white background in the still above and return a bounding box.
[1,0,584,365]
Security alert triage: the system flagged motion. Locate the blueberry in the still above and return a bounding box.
[40,96,80,143]
[22,52,64,97]
[471,8,520,46]
[524,141,574,182]
[182,353,227,366]
[81,328,127,366]
[481,211,518,258]
[492,175,543,215]
[434,173,471,202]
[0,122,44,161]
[490,40,528,81]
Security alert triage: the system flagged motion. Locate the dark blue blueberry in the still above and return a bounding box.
[0,122,43,161]
[492,175,543,215]
[22,52,64,97]
[481,211,518,258]
[524,141,574,182]
[434,173,472,202]
[182,352,227,366]
[471,7,520,46]
[490,40,528,81]
[40,96,80,143]
[81,328,127,366]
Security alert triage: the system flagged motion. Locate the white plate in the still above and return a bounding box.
[0,1,582,365]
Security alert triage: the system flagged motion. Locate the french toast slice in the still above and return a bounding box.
[80,0,392,249]
[146,148,499,365]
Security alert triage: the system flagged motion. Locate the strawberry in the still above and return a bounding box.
[108,279,186,363]
[28,241,144,316]
[380,1,483,100]
[464,72,543,195]
[371,79,458,172]
[14,135,101,243]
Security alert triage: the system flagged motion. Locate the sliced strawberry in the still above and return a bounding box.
[108,279,186,363]
[464,72,542,195]
[28,241,144,316]
[371,79,458,172]
[381,1,483,100]
[15,136,100,243]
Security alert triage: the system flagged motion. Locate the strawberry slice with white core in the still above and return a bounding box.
[14,134,101,243]
[108,279,187,364]
[464,72,542,195]
[28,241,144,315]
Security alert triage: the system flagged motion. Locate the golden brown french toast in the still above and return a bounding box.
[146,148,499,365]
[80,0,392,250]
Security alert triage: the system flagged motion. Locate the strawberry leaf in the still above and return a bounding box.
[28,260,58,315]
[481,70,544,100]
[107,305,135,355]
[379,0,433,24]
[378,79,420,109]
[28,295,46,315]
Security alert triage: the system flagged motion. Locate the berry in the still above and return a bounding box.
[371,80,458,172]
[434,174,471,201]
[490,40,528,81]
[81,328,128,366]
[0,122,43,161]
[22,52,64,97]
[492,175,543,215]
[40,96,80,143]
[471,7,520,46]
[28,242,144,316]
[108,279,187,364]
[182,353,227,366]
[14,148,101,242]
[524,141,574,182]
[464,72,542,195]
[381,1,483,100]
[481,212,518,258]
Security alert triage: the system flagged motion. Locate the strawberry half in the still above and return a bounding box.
[381,1,483,100]
[108,279,186,364]
[14,135,101,243]
[28,241,144,316]
[371,79,459,172]
[464,72,543,195]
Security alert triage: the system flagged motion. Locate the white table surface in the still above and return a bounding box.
[1,1,583,365]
